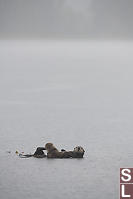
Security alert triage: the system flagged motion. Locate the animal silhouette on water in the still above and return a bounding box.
[45,143,85,158]
[19,143,85,159]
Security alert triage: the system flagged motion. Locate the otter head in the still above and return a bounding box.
[45,143,58,152]
[45,143,53,150]
[74,146,85,154]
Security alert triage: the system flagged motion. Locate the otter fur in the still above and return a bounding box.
[45,143,63,158]
[61,146,85,158]
[19,144,85,159]
[73,146,85,158]
[45,143,85,158]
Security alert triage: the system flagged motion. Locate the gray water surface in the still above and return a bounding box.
[0,40,133,199]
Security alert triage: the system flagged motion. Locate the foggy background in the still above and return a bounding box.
[1,1,133,199]
[0,0,133,39]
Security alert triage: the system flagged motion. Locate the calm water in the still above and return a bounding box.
[0,40,133,199]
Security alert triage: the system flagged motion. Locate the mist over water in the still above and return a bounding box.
[0,40,133,199]
[0,0,133,198]
[0,0,133,39]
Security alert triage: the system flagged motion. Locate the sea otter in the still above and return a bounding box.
[61,146,85,158]
[45,143,63,158]
[19,144,85,159]
[45,143,85,158]
[73,146,85,158]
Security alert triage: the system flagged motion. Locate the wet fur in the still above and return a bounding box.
[45,143,85,158]
[45,143,63,158]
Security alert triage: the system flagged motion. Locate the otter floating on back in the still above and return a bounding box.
[19,143,85,159]
[45,143,85,158]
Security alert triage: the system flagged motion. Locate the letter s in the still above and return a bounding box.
[121,169,131,182]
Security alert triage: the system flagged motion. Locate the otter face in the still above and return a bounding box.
[74,146,85,153]
[45,143,54,150]
[45,143,59,153]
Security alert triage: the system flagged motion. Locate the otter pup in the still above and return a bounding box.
[19,147,46,158]
[45,143,63,158]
